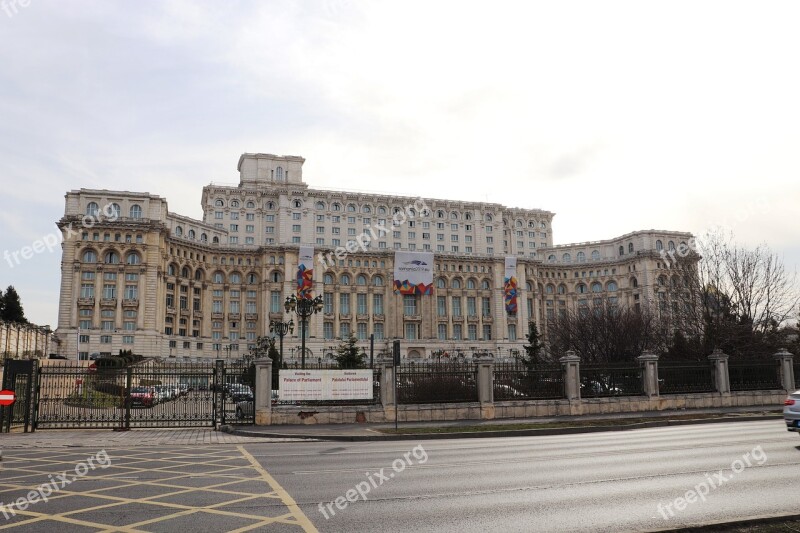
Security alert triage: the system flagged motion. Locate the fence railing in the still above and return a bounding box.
[658,362,716,394]
[397,362,478,403]
[729,360,782,391]
[580,363,644,397]
[493,362,564,400]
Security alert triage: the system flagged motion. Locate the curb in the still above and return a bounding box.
[222,413,784,442]
[654,512,800,532]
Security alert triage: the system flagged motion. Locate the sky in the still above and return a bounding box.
[0,0,798,327]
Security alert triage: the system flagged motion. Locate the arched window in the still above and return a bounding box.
[465,212,472,220]
[548,254,556,263]
[558,284,567,294]
[213,271,224,283]
[86,202,99,217]
[212,236,219,244]
[450,212,459,220]
[230,200,240,208]
[324,273,334,284]
[668,241,675,251]
[607,281,618,292]
[466,279,476,289]
[215,199,225,207]
[332,203,341,211]
[591,282,602,293]
[108,203,121,218]
[82,250,97,263]
[200,233,207,243]
[247,273,258,284]
[229,273,241,284]
[181,266,190,278]
[631,277,638,288]
[481,280,490,290]
[562,253,571,263]
[194,270,204,281]
[341,274,350,285]
[525,281,533,291]
[485,214,493,222]
[528,220,536,228]
[104,251,119,264]
[516,220,523,228]
[658,275,667,286]
[546,285,555,294]
[175,226,183,237]
[591,250,600,260]
[618,246,624,256]
[452,279,462,289]
[436,278,446,289]
[373,275,384,286]
[293,199,302,208]
[126,253,140,265]
[347,204,357,212]
[628,243,634,253]
[266,201,275,210]
[246,201,255,208]
[188,229,195,239]
[315,201,326,210]
[656,240,663,251]
[275,167,284,181]
[129,204,142,219]
[437,210,445,219]
[356,274,367,286]
[577,283,587,294]
[377,206,387,215]
[362,205,371,213]
[168,264,176,276]
[577,251,586,262]
[540,222,547,229]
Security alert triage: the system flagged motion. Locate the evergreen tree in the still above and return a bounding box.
[521,322,544,366]
[335,334,366,369]
[0,288,4,318]
[1,286,26,323]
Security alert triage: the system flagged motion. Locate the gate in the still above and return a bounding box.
[0,359,36,433]
[35,359,255,430]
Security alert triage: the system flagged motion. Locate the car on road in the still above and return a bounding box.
[784,390,800,434]
[129,386,155,408]
[227,384,253,402]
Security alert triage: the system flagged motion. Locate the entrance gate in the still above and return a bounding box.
[0,359,35,433]
[29,359,254,430]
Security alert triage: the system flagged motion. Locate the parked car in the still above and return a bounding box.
[153,386,173,403]
[495,384,526,399]
[177,383,189,396]
[129,386,155,408]
[784,390,800,434]
[227,384,253,402]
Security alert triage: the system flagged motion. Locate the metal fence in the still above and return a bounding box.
[580,363,644,397]
[493,362,564,400]
[729,359,782,391]
[659,361,716,394]
[397,362,478,404]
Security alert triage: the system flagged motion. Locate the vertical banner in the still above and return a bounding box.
[297,245,314,299]
[504,256,518,314]
[393,252,434,295]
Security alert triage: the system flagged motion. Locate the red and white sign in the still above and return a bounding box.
[0,389,15,406]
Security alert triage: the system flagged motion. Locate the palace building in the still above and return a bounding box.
[54,152,692,361]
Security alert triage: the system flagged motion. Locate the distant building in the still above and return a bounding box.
[54,152,693,360]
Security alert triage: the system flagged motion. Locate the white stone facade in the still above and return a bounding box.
[54,153,693,361]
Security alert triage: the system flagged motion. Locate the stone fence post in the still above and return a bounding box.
[378,355,396,408]
[773,348,795,392]
[254,358,273,425]
[637,350,660,397]
[474,354,495,419]
[708,348,730,394]
[559,350,581,400]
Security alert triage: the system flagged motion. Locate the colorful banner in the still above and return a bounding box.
[297,245,314,299]
[504,256,518,314]
[279,369,373,400]
[393,251,434,295]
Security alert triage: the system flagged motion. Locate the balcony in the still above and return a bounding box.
[356,313,369,321]
[373,314,385,321]
[403,314,422,321]
[339,314,351,320]
[228,313,241,321]
[324,312,335,320]
[482,314,493,322]
[166,306,177,315]
[245,313,258,321]
[467,314,480,322]
[211,312,224,320]
[77,297,95,307]
[122,299,139,308]
[194,310,203,318]
[100,298,117,307]
[180,308,190,316]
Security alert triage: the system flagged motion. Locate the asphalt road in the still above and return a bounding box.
[250,420,800,532]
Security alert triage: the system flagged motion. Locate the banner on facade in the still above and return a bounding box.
[278,369,373,400]
[393,251,434,295]
[504,256,518,314]
[297,245,314,299]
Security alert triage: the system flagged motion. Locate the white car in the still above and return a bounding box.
[784,390,800,434]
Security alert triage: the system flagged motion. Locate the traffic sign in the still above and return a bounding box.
[0,389,15,406]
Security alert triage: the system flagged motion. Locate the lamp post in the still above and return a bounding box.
[284,294,324,370]
[269,318,294,371]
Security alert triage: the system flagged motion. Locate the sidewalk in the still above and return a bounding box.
[222,405,785,441]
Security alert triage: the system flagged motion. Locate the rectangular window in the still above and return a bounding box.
[437,323,447,340]
[246,225,254,233]
[230,301,240,313]
[293,212,301,220]
[357,293,367,314]
[467,296,477,316]
[100,335,112,344]
[80,284,95,298]
[357,322,368,340]
[229,236,238,244]
[405,322,418,340]
[403,294,417,316]
[122,335,134,344]
[265,226,274,233]
[317,226,325,233]
[339,293,350,314]
[271,291,281,312]
[324,322,334,339]
[437,296,446,316]
[103,284,116,299]
[124,285,138,299]
[292,225,301,232]
[468,324,477,341]
[373,323,384,340]
[453,324,462,340]
[230,224,238,231]
[104,272,116,281]
[483,324,492,340]
[452,296,462,316]
[324,292,334,314]
[124,321,135,331]
[79,320,91,330]
[508,324,517,341]
[339,322,350,338]
[246,301,257,314]
[373,294,383,315]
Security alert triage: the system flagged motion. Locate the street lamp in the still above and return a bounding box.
[269,318,294,370]
[284,293,324,369]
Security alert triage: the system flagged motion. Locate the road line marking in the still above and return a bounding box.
[238,446,318,532]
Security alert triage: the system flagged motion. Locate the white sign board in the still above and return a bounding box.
[279,369,374,401]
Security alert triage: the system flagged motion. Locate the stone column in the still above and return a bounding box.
[773,348,795,392]
[378,355,396,407]
[254,358,273,425]
[560,350,581,400]
[637,350,660,397]
[474,354,495,419]
[708,348,730,394]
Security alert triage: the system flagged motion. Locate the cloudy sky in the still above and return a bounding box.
[1,0,798,326]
